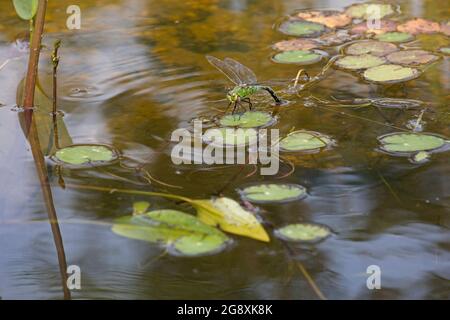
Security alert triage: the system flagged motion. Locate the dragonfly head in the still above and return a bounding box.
[226,90,239,103]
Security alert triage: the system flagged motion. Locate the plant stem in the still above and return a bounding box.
[52,40,61,148]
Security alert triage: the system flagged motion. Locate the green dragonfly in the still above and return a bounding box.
[206,56,282,113]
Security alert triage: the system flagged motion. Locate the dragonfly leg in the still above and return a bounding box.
[231,102,238,114]
[242,97,252,110]
[224,101,232,113]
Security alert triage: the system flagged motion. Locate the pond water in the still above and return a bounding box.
[0,0,449,299]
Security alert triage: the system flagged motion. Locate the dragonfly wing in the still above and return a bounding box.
[223,57,258,85]
[206,55,241,85]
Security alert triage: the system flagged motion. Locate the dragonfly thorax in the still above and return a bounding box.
[227,85,260,103]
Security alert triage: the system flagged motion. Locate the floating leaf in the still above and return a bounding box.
[363,64,420,84]
[439,47,450,55]
[194,197,270,242]
[203,127,258,147]
[370,98,423,109]
[345,3,395,20]
[335,54,386,70]
[275,223,331,243]
[273,39,319,51]
[240,184,307,203]
[317,29,360,46]
[346,40,398,57]
[378,133,446,153]
[219,111,274,128]
[52,144,118,167]
[386,50,439,66]
[279,131,332,152]
[375,32,414,43]
[133,201,151,215]
[441,21,450,36]
[397,18,440,35]
[296,10,352,28]
[350,20,398,35]
[112,209,230,256]
[279,20,326,37]
[273,50,323,65]
[12,0,38,20]
[411,151,430,163]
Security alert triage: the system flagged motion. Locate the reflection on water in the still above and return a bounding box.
[0,0,449,299]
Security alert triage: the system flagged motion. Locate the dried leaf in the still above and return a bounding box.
[397,18,440,35]
[273,39,319,51]
[297,10,352,29]
[350,20,398,35]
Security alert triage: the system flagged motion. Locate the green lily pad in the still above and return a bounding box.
[272,50,323,65]
[386,50,439,66]
[279,131,332,152]
[335,54,386,70]
[345,3,395,20]
[219,111,274,128]
[346,40,398,57]
[378,133,446,153]
[279,20,326,37]
[275,223,331,243]
[13,0,38,20]
[411,151,430,163]
[375,32,414,43]
[439,47,450,55]
[240,184,307,203]
[133,201,151,215]
[112,209,230,257]
[363,64,420,84]
[52,144,118,167]
[203,127,258,147]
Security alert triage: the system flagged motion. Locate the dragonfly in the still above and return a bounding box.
[206,55,282,113]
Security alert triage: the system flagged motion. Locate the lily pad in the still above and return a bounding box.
[52,144,118,167]
[345,3,395,20]
[439,47,450,55]
[275,223,331,243]
[346,40,398,57]
[112,209,230,257]
[296,10,352,28]
[13,0,38,20]
[203,127,258,147]
[397,18,440,35]
[279,20,326,37]
[279,131,332,152]
[240,184,307,203]
[441,21,450,36]
[335,54,386,70]
[317,29,360,46]
[350,20,398,35]
[386,50,439,66]
[273,39,319,51]
[378,133,446,153]
[375,32,414,43]
[133,201,151,215]
[219,111,274,128]
[411,151,430,163]
[272,50,323,65]
[363,64,420,84]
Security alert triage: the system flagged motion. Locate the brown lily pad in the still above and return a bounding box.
[440,21,450,36]
[397,18,440,35]
[350,20,398,35]
[317,29,360,46]
[297,10,352,29]
[273,38,319,51]
[346,40,398,57]
[386,50,439,66]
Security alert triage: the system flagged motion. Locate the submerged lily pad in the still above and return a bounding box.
[346,40,398,57]
[335,54,386,70]
[317,29,360,46]
[345,3,395,20]
[112,209,230,257]
[386,50,439,66]
[240,184,307,203]
[273,39,319,51]
[275,223,331,243]
[350,20,398,35]
[219,111,274,128]
[279,20,326,37]
[397,18,440,35]
[273,50,323,65]
[378,133,446,153]
[52,144,118,167]
[279,131,332,152]
[411,151,430,163]
[296,10,352,28]
[204,127,258,147]
[375,32,414,43]
[363,64,420,84]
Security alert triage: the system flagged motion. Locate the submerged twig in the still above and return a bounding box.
[51,40,61,149]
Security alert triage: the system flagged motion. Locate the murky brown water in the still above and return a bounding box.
[0,0,449,299]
